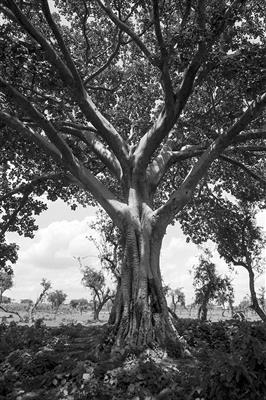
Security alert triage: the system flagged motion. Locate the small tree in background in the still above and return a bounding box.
[88,209,123,282]
[237,295,251,312]
[192,251,234,321]
[170,287,186,314]
[88,209,123,324]
[212,204,266,322]
[48,290,67,314]
[81,264,114,321]
[70,298,89,314]
[29,278,51,322]
[21,299,34,306]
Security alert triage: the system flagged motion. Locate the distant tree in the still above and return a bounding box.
[237,295,251,311]
[88,209,123,282]
[192,251,234,321]
[212,204,266,322]
[29,278,51,322]
[70,298,89,314]
[170,287,186,313]
[88,209,123,324]
[0,269,13,303]
[1,296,11,304]
[80,263,114,321]
[48,289,67,313]
[21,299,33,305]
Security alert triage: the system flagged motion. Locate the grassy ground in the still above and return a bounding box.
[0,303,260,327]
[0,317,265,400]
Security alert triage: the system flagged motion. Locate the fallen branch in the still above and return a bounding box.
[0,304,23,322]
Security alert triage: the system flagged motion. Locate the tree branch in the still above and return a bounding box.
[233,130,266,144]
[0,78,78,168]
[152,0,174,109]
[154,92,266,227]
[1,0,74,85]
[84,31,122,84]
[0,111,62,163]
[0,113,127,228]
[59,125,122,179]
[219,154,266,185]
[1,1,129,174]
[0,173,66,203]
[94,0,158,67]
[41,0,83,87]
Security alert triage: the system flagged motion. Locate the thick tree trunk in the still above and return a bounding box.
[108,216,182,356]
[248,268,266,322]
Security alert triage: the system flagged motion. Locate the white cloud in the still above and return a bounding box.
[8,216,101,301]
[20,217,98,270]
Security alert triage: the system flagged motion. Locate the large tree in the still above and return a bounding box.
[0,0,265,350]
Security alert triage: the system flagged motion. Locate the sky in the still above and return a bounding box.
[5,200,266,305]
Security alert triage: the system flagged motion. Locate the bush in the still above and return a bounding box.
[200,322,266,399]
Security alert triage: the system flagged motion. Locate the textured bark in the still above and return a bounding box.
[108,211,182,356]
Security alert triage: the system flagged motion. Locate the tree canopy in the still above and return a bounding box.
[0,0,265,236]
